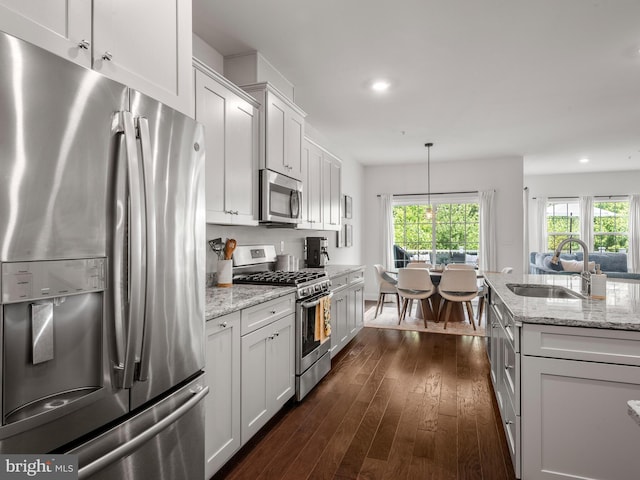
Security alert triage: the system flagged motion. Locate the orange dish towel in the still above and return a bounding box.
[314,295,331,344]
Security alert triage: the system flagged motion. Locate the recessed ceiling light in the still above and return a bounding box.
[579,157,589,163]
[371,80,390,92]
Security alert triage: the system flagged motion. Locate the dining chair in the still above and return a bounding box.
[373,264,401,319]
[438,269,479,330]
[397,268,436,328]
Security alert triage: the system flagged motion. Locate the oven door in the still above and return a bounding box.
[296,292,333,375]
[260,169,302,224]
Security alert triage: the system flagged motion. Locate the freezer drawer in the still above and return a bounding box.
[67,374,207,480]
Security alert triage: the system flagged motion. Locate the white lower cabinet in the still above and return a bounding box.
[330,287,349,358]
[204,312,240,479]
[204,294,295,477]
[240,311,295,443]
[329,270,365,358]
[521,324,640,480]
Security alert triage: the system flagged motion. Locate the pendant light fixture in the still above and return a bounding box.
[425,142,434,220]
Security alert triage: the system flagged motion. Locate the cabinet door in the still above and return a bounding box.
[329,291,349,358]
[301,140,323,228]
[195,69,227,224]
[265,91,288,176]
[352,284,364,333]
[285,108,304,180]
[308,145,323,225]
[241,323,271,443]
[268,314,295,412]
[329,156,342,227]
[92,0,192,114]
[226,97,258,223]
[205,313,241,478]
[321,154,332,229]
[522,355,640,480]
[0,0,91,66]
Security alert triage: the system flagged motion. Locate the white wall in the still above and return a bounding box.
[525,170,640,198]
[363,156,524,300]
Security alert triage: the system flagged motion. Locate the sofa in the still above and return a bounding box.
[529,251,640,280]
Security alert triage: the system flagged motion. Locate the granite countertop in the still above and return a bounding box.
[484,272,640,331]
[628,401,640,427]
[205,264,365,321]
[205,284,296,320]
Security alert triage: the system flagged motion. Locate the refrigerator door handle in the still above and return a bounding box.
[135,116,156,382]
[77,385,209,479]
[113,110,146,389]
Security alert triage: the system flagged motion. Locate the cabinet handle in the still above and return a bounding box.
[219,321,228,328]
[102,51,113,61]
[273,331,280,337]
[270,310,276,315]
[78,40,90,50]
[505,363,514,370]
[233,210,239,215]
[505,420,514,425]
[492,323,499,328]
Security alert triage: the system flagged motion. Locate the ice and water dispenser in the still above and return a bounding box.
[1,258,105,426]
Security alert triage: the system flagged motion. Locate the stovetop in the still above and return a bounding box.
[234,270,331,299]
[234,270,325,285]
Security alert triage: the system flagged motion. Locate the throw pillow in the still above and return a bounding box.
[542,256,564,271]
[559,259,596,273]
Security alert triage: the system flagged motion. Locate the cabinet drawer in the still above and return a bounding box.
[501,394,521,478]
[331,274,348,291]
[522,324,640,366]
[241,295,295,336]
[348,270,364,284]
[502,336,520,415]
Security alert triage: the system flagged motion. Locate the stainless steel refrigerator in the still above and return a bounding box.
[0,30,207,479]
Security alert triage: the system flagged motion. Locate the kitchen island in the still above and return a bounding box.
[484,272,640,480]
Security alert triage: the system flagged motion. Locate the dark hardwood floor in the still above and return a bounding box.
[213,317,516,480]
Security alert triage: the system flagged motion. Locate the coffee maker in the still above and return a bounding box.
[306,236,330,267]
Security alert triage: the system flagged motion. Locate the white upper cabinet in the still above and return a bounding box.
[0,0,91,66]
[321,151,342,231]
[301,139,323,228]
[243,83,306,181]
[93,0,192,115]
[194,63,259,226]
[0,0,192,115]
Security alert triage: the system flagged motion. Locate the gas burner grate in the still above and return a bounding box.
[234,270,328,286]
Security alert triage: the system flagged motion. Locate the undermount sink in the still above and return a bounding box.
[506,283,586,299]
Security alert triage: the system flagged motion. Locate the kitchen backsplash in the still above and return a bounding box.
[206,223,358,281]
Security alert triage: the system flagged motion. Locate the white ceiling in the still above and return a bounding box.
[193,0,640,175]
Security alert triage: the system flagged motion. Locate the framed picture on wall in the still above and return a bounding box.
[343,195,352,219]
[344,224,353,247]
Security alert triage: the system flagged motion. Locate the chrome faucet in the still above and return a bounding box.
[551,238,591,295]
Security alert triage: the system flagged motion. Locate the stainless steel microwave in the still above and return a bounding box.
[260,169,302,224]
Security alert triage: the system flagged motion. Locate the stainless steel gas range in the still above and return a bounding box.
[233,245,332,401]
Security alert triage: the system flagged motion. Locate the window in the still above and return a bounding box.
[393,202,479,267]
[593,200,628,252]
[544,198,629,253]
[546,201,580,251]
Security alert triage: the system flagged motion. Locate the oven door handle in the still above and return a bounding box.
[300,292,333,309]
